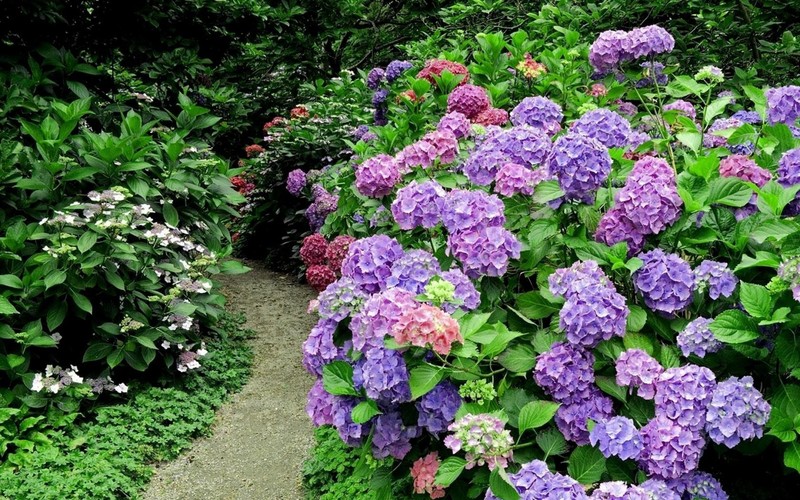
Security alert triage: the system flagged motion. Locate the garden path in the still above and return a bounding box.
[145,261,317,500]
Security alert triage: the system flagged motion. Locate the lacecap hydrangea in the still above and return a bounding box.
[444,413,514,470]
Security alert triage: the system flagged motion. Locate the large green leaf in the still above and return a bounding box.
[409,364,444,399]
[518,400,560,434]
[434,456,467,487]
[567,446,607,484]
[710,310,760,344]
[489,467,520,500]
[322,361,358,396]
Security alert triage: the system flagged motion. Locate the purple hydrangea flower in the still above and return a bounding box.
[548,133,612,204]
[422,129,460,164]
[633,249,695,316]
[677,317,723,358]
[616,348,664,400]
[637,61,668,87]
[352,125,370,140]
[663,100,697,120]
[385,249,442,294]
[494,162,542,196]
[447,226,521,278]
[731,110,762,124]
[778,147,800,214]
[591,481,653,500]
[719,155,771,186]
[341,235,405,294]
[302,318,343,376]
[535,342,596,404]
[638,415,705,479]
[416,381,462,434]
[438,111,472,138]
[655,365,716,430]
[705,376,770,448]
[332,396,372,446]
[463,126,552,184]
[766,85,800,126]
[317,277,368,322]
[510,96,563,135]
[485,460,588,500]
[589,30,630,73]
[372,411,420,459]
[704,117,744,149]
[557,280,629,348]
[306,379,336,426]
[617,101,638,116]
[396,140,438,171]
[639,479,681,500]
[447,83,490,119]
[555,390,615,444]
[367,67,385,90]
[694,260,738,299]
[286,169,307,196]
[372,89,389,107]
[628,131,651,149]
[571,108,632,149]
[549,260,611,298]
[350,288,417,352]
[589,416,643,460]
[391,180,446,229]
[627,25,675,58]
[305,188,339,231]
[669,472,728,500]
[385,60,412,82]
[439,268,481,313]
[440,189,506,233]
[374,105,388,126]
[360,347,411,406]
[355,154,402,198]
[463,147,509,185]
[718,90,736,104]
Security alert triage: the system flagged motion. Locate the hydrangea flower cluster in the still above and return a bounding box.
[437,111,472,138]
[616,348,664,400]
[300,233,328,266]
[446,84,490,119]
[341,235,405,293]
[654,365,717,430]
[439,269,481,313]
[317,277,367,321]
[392,303,462,354]
[669,472,729,500]
[677,317,723,358]
[417,59,470,86]
[778,147,800,214]
[571,108,632,148]
[464,126,552,185]
[444,413,514,470]
[590,481,654,499]
[474,107,509,126]
[305,186,339,231]
[385,60,412,82]
[354,154,402,198]
[548,133,612,204]
[663,99,697,119]
[302,318,342,376]
[391,180,446,229]
[411,452,446,499]
[766,85,800,126]
[485,460,587,500]
[416,381,462,434]
[589,416,643,460]
[325,235,356,273]
[510,96,563,135]
[359,347,412,405]
[494,162,538,196]
[638,415,705,479]
[719,154,771,186]
[534,341,596,403]
[305,264,337,292]
[366,67,385,90]
[447,225,521,278]
[704,117,746,151]
[331,396,371,446]
[555,391,615,444]
[386,249,442,294]
[350,288,417,351]
[372,411,420,459]
[694,260,738,299]
[306,379,336,426]
[633,249,695,315]
[440,189,506,233]
[704,376,770,447]
[286,168,307,196]
[589,25,675,73]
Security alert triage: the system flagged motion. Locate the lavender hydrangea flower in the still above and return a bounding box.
[628,130,651,149]
[438,111,472,138]
[355,154,402,198]
[341,235,405,294]
[591,482,654,500]
[416,381,462,434]
[637,61,668,87]
[332,396,372,446]
[633,249,695,316]
[571,108,632,149]
[350,288,417,352]
[447,84,490,119]
[628,25,675,58]
[367,67,385,90]
[535,342,596,404]
[286,169,306,196]
[778,148,800,214]
[317,278,368,322]
[489,126,553,167]
[555,390,615,444]
[510,96,563,135]
[372,89,389,107]
[663,100,697,120]
[447,226,521,278]
[639,479,681,500]
[360,347,411,406]
[302,318,343,376]
[385,60,412,82]
[386,249,442,294]
[494,162,539,196]
[444,413,514,470]
[616,348,664,400]
[704,117,744,149]
[669,472,728,500]
[694,260,738,299]
[589,30,630,73]
[655,364,716,430]
[307,379,336,426]
[352,124,370,140]
[705,376,770,448]
[549,260,611,297]
[391,180,446,229]
[485,460,588,500]
[305,188,339,231]
[557,281,629,348]
[440,189,506,233]
[548,133,612,204]
[589,416,643,460]
[638,415,705,479]
[766,85,800,126]
[463,148,509,185]
[372,411,420,459]
[617,101,638,116]
[731,110,762,124]
[677,317,723,358]
[439,268,480,313]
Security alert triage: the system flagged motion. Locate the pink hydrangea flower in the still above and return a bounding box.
[392,304,462,355]
[411,452,446,499]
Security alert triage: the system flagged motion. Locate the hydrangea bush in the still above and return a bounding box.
[288,23,800,500]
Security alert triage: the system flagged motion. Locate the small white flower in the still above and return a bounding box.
[31,374,44,392]
[114,383,128,393]
[48,382,60,394]
[161,340,171,349]
[196,348,208,356]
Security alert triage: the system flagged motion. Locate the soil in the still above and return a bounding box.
[144,261,317,500]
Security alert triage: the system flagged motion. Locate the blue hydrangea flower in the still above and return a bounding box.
[390,180,446,230]
[416,381,462,434]
[677,317,723,358]
[548,133,612,204]
[638,415,705,479]
[371,410,420,459]
[705,376,770,448]
[572,108,632,148]
[385,60,412,82]
[385,249,442,294]
[633,249,695,316]
[359,347,412,406]
[590,416,643,460]
[535,342,596,404]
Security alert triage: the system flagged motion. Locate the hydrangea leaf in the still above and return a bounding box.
[489,466,520,500]
[409,364,444,400]
[567,445,607,484]
[322,360,358,396]
[434,456,466,487]
[518,400,560,434]
[710,310,759,344]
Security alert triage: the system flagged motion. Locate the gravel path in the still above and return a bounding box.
[145,261,317,500]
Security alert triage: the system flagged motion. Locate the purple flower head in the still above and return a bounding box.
[341,234,405,294]
[766,85,800,125]
[616,348,664,400]
[440,189,506,233]
[548,133,612,204]
[719,155,771,186]
[463,147,509,185]
[439,268,480,313]
[705,376,770,448]
[572,108,632,149]
[704,117,744,149]
[396,140,438,171]
[510,97,563,135]
[386,249,442,294]
[438,111,472,139]
[305,188,339,231]
[286,169,307,196]
[694,260,738,299]
[416,381,462,434]
[464,126,552,184]
[422,129,460,164]
[485,460,588,500]
[617,101,638,116]
[317,277,368,322]
[731,110,762,125]
[628,131,651,150]
[655,364,716,430]
[332,396,372,446]
[549,259,613,298]
[372,89,389,106]
[360,346,411,406]
[350,288,417,352]
[558,280,629,348]
[596,212,646,255]
[668,472,728,500]
[391,180,446,229]
[778,148,800,214]
[639,479,680,500]
[633,249,695,315]
[718,90,736,104]
[591,482,654,500]
[373,104,388,126]
[590,416,643,460]
[494,162,541,196]
[445,413,514,470]
[589,30,631,73]
[663,100,697,120]
[638,415,705,479]
[555,390,615,444]
[352,125,370,140]
[447,226,521,278]
[355,154,402,198]
[677,317,723,358]
[627,25,675,58]
[447,84,490,119]
[372,411,420,459]
[367,67,385,90]
[302,318,344,376]
[385,60,412,82]
[307,379,336,426]
[535,342,596,404]
[637,61,668,87]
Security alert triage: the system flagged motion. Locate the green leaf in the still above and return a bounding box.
[498,344,537,373]
[567,446,607,484]
[0,296,20,315]
[459,312,492,339]
[623,332,654,355]
[739,282,774,319]
[489,467,520,500]
[0,274,23,289]
[710,310,760,344]
[596,375,628,402]
[77,231,98,253]
[220,260,251,274]
[83,343,115,362]
[533,181,564,204]
[104,269,125,290]
[351,399,381,424]
[409,364,444,399]
[44,270,67,289]
[69,291,92,313]
[536,428,568,458]
[435,456,467,487]
[676,131,701,152]
[322,361,358,396]
[626,305,647,332]
[515,291,561,320]
[107,348,124,368]
[518,400,560,433]
[46,302,67,331]
[707,177,752,207]
[162,202,179,227]
[784,441,800,473]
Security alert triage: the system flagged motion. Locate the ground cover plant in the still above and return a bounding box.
[288,22,800,499]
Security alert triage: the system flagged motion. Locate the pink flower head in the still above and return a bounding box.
[473,107,509,126]
[300,234,329,266]
[417,59,470,86]
[411,452,446,499]
[447,84,490,119]
[306,265,336,292]
[392,303,462,355]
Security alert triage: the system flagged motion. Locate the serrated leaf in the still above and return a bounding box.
[435,456,467,487]
[707,177,752,207]
[623,332,654,355]
[710,310,759,344]
[568,446,607,484]
[626,305,647,332]
[596,375,628,402]
[536,428,568,458]
[77,231,98,253]
[409,364,444,399]
[498,344,537,373]
[322,361,358,396]
[518,400,560,433]
[460,312,492,339]
[0,296,20,315]
[351,399,381,424]
[515,291,561,320]
[739,282,774,319]
[489,467,520,500]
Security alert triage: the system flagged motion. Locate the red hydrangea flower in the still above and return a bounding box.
[244,144,265,157]
[263,116,286,131]
[306,265,336,292]
[417,59,470,86]
[325,235,356,273]
[290,105,309,119]
[473,107,509,126]
[300,234,329,266]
